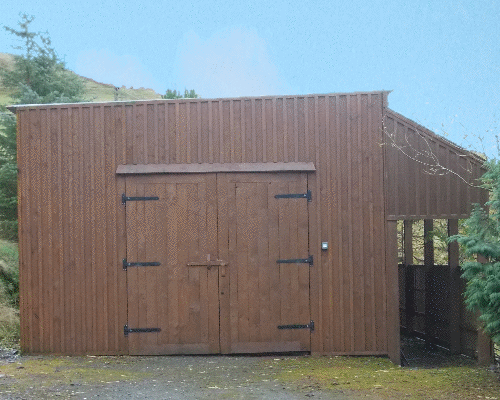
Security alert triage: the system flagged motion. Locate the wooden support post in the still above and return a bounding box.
[386,220,400,365]
[403,220,414,334]
[423,219,434,346]
[476,254,494,365]
[448,219,461,354]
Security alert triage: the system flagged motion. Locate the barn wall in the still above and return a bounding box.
[16,91,389,355]
[384,110,487,219]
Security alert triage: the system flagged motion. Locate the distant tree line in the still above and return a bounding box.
[161,89,199,99]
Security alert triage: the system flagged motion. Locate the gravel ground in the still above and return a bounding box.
[0,352,358,400]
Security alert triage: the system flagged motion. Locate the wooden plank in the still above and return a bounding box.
[312,95,323,353]
[322,96,332,353]
[333,95,344,353]
[386,220,400,364]
[448,219,461,354]
[403,221,415,333]
[257,181,270,343]
[116,162,316,174]
[365,94,377,351]
[49,108,62,353]
[29,109,42,352]
[95,105,107,352]
[61,108,72,354]
[268,179,281,346]
[236,183,250,344]
[126,180,140,353]
[346,95,354,353]
[206,174,220,353]
[353,95,365,352]
[177,183,189,344]
[17,111,29,352]
[423,219,434,345]
[298,172,311,351]
[371,93,385,352]
[165,182,179,345]
[217,174,230,353]
[125,174,220,355]
[278,180,292,344]
[247,183,261,342]
[145,183,160,350]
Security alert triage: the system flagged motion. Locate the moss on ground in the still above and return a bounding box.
[0,354,498,399]
[270,355,500,399]
[0,356,152,397]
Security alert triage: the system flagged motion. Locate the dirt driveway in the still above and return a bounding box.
[0,353,361,399]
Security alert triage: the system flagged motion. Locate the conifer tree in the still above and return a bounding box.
[449,155,500,344]
[0,14,86,238]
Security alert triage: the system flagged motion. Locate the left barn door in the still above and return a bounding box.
[124,174,219,355]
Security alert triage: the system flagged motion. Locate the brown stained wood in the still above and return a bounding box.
[14,91,485,358]
[346,96,354,353]
[217,174,230,353]
[236,183,250,344]
[288,180,300,340]
[448,219,461,354]
[386,220,400,364]
[104,108,115,352]
[26,110,39,352]
[321,97,332,353]
[267,179,281,347]
[207,175,220,353]
[257,182,270,343]
[353,95,365,352]
[333,97,343,353]
[17,112,28,352]
[126,183,140,353]
[49,108,61,353]
[278,180,292,344]
[297,173,311,350]
[215,173,310,353]
[61,108,72,354]
[145,183,160,350]
[126,175,219,355]
[403,221,415,334]
[385,109,485,220]
[248,184,261,343]
[116,162,315,174]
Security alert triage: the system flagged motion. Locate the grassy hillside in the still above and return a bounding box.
[0,52,162,105]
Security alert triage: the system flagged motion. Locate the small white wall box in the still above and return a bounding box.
[321,242,328,250]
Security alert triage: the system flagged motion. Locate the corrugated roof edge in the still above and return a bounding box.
[385,108,487,165]
[6,90,392,113]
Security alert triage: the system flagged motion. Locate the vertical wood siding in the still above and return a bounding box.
[16,91,434,355]
[384,110,487,219]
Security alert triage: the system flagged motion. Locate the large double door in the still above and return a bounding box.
[124,172,311,355]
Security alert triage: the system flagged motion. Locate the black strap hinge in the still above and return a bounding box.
[123,258,161,270]
[124,324,161,337]
[278,320,314,331]
[276,255,313,266]
[275,190,312,202]
[122,193,160,205]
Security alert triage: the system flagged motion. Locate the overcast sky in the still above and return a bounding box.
[1,0,499,157]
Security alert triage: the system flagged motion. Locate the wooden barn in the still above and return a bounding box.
[10,90,490,364]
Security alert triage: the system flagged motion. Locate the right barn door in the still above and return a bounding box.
[217,172,311,353]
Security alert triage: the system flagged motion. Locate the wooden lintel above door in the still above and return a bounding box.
[116,162,316,175]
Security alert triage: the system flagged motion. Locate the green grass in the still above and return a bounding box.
[0,239,19,348]
[272,356,500,399]
[0,52,162,105]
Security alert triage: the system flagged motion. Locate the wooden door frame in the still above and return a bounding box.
[123,169,314,355]
[217,171,312,354]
